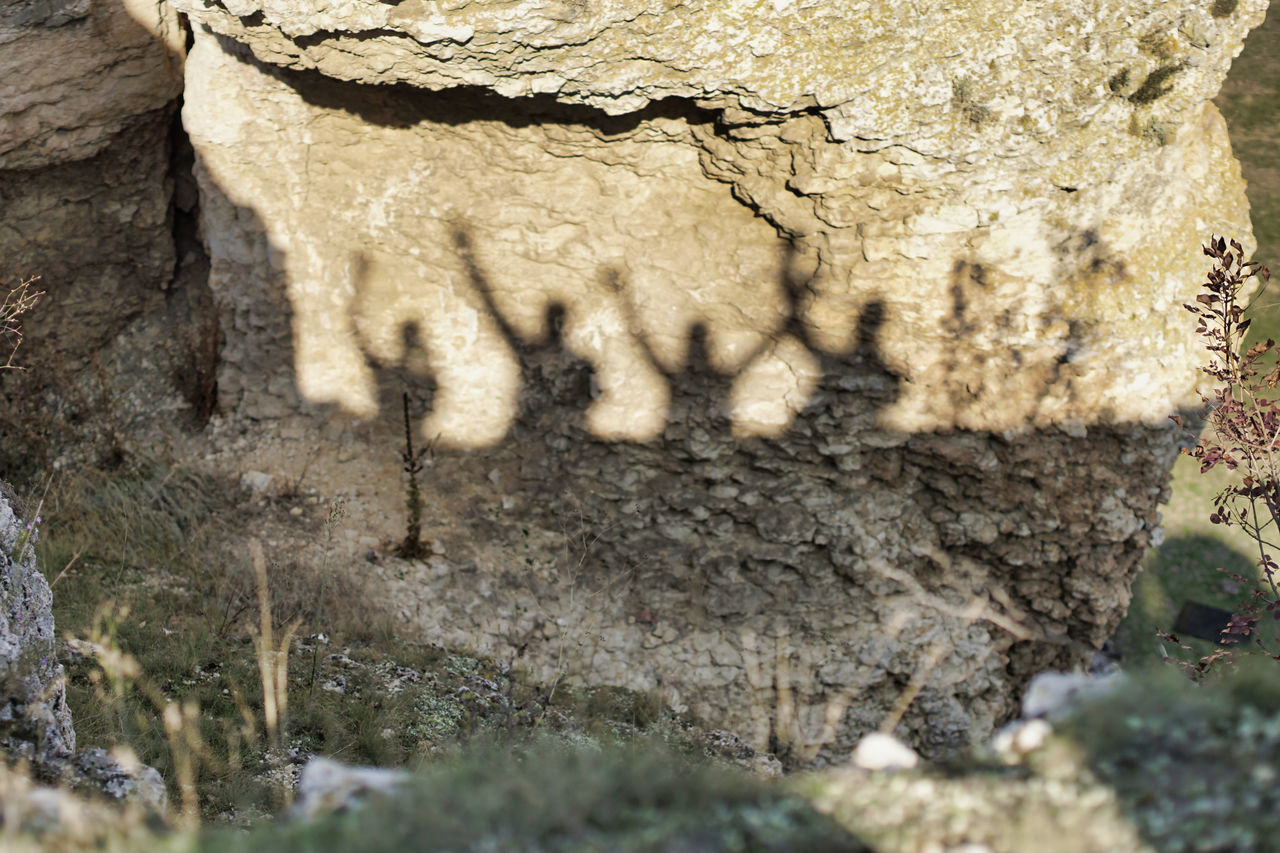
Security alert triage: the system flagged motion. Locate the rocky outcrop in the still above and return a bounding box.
[168,0,1268,760]
[0,483,74,769]
[178,1,1266,440]
[1,0,1269,761]
[0,0,182,348]
[0,484,166,805]
[0,0,215,475]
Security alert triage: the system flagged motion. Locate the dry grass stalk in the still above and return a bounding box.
[878,596,987,735]
[742,611,914,763]
[162,700,203,826]
[248,539,300,751]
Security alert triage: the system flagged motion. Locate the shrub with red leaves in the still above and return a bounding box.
[1163,237,1274,677]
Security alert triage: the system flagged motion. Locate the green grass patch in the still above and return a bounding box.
[1125,15,1280,666]
[15,456,779,827]
[1117,454,1263,669]
[1216,7,1280,340]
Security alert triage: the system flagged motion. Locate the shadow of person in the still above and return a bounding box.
[849,297,900,407]
[758,240,903,433]
[605,239,904,449]
[605,270,742,447]
[346,251,438,428]
[451,226,597,436]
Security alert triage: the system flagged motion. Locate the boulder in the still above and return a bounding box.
[168,0,1268,760]
[3,0,1270,761]
[291,756,410,819]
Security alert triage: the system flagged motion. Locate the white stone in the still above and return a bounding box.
[990,718,1054,764]
[240,471,274,494]
[850,733,920,771]
[1022,670,1125,720]
[292,756,411,818]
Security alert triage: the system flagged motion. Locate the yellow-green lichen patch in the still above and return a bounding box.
[951,78,996,127]
[1138,31,1183,62]
[406,686,465,746]
[1142,117,1177,145]
[1126,112,1178,146]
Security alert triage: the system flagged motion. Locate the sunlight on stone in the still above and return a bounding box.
[730,335,821,438]
[184,27,1254,447]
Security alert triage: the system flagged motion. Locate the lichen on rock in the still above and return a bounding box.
[0,483,75,771]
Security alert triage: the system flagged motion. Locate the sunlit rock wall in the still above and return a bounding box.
[177,0,1267,759]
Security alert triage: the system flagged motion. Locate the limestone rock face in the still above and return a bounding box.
[0,484,75,769]
[0,0,197,474]
[0,0,183,170]
[174,0,1263,758]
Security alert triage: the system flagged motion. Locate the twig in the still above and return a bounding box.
[395,393,436,559]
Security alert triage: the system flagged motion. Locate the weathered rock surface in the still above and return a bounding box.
[0,0,182,330]
[0,0,212,475]
[0,0,182,170]
[0,483,74,770]
[1,0,1267,761]
[170,0,1269,760]
[0,484,165,806]
[179,0,1267,438]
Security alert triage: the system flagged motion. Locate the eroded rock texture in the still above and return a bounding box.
[0,0,217,475]
[180,0,1267,439]
[0,483,74,770]
[1,0,183,348]
[173,0,1267,758]
[142,0,1277,758]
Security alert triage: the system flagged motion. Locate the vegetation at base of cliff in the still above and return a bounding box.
[1155,239,1277,683]
[803,661,1280,853]
[1117,0,1280,665]
[17,662,1280,852]
[23,454,774,826]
